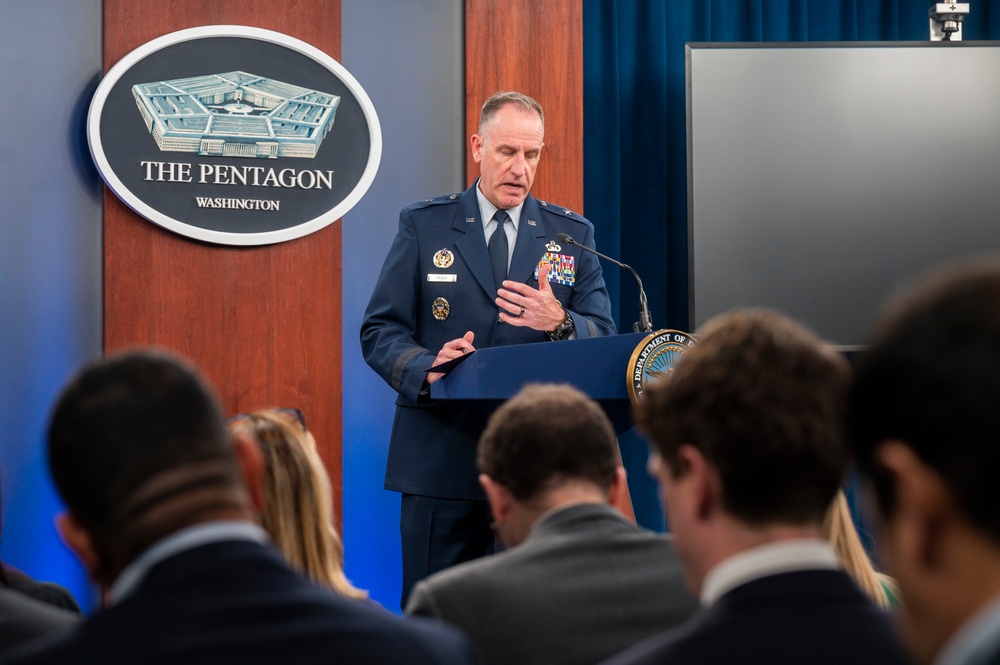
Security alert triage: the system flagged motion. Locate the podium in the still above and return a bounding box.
[431,331,648,433]
[431,331,652,521]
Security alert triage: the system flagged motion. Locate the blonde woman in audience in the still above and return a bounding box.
[228,408,368,601]
[823,490,898,608]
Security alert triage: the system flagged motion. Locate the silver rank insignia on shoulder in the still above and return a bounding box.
[433,249,454,269]
[563,209,573,215]
[432,297,450,321]
[546,240,561,252]
[527,219,537,226]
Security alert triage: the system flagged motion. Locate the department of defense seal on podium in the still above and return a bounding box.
[627,330,697,407]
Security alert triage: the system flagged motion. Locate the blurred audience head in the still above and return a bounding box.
[637,309,851,591]
[850,256,1000,663]
[47,349,258,587]
[476,383,624,547]
[227,408,367,601]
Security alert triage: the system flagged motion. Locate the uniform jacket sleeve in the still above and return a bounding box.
[360,207,436,405]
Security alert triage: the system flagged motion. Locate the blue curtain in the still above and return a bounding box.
[583,0,1000,530]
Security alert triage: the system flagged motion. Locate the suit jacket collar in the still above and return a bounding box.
[527,503,635,543]
[108,521,269,605]
[715,568,865,611]
[701,539,838,606]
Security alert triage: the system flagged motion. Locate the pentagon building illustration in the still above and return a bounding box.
[132,71,341,159]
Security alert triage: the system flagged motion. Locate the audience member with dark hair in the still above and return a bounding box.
[0,585,79,658]
[605,309,909,665]
[7,349,480,665]
[227,408,368,600]
[0,568,81,615]
[849,257,1000,665]
[406,383,697,665]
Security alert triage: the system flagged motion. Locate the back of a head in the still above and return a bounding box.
[637,309,851,526]
[477,383,618,501]
[47,349,245,565]
[850,257,1000,544]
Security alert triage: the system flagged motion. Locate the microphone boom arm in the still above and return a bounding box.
[557,233,653,333]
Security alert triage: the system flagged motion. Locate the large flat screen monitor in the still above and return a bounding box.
[687,42,1000,347]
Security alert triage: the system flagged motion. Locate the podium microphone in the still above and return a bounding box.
[556,233,653,333]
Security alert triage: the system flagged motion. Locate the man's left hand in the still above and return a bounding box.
[496,264,566,332]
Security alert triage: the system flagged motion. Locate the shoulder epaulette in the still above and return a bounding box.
[537,200,587,224]
[408,192,463,211]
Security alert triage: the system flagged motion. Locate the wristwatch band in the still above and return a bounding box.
[547,311,575,340]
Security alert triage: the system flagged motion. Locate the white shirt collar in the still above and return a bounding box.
[108,520,269,605]
[700,538,839,607]
[475,181,523,234]
[934,592,1000,665]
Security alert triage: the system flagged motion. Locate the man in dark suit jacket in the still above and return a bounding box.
[406,384,698,665]
[1,569,80,614]
[849,258,1000,665]
[7,350,480,665]
[604,309,910,665]
[362,91,615,606]
[0,586,77,658]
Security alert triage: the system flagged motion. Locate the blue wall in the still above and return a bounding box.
[341,0,465,611]
[0,0,103,610]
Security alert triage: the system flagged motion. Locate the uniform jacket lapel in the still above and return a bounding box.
[452,185,496,298]
[508,195,547,286]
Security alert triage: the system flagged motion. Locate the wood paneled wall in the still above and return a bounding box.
[465,0,584,213]
[102,1,343,512]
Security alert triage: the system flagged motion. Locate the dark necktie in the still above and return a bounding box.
[488,209,511,290]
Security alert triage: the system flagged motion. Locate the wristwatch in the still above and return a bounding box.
[547,311,575,341]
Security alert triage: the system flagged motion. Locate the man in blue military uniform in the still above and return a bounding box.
[361,91,616,607]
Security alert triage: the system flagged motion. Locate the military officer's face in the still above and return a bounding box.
[471,105,544,210]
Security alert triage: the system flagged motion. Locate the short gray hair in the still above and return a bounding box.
[478,91,544,135]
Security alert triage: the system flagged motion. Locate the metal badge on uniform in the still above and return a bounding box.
[465,217,476,224]
[431,297,450,321]
[534,252,576,286]
[427,274,457,282]
[545,240,561,252]
[433,249,454,268]
[527,219,537,227]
